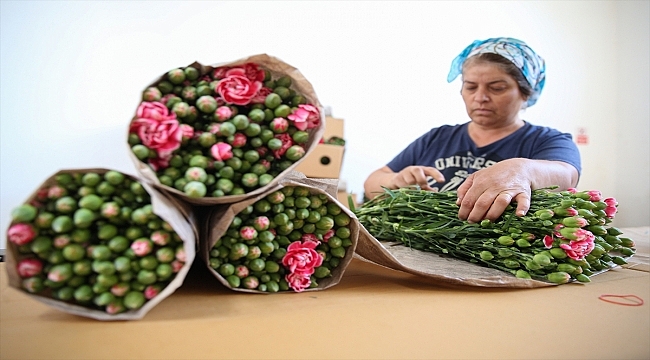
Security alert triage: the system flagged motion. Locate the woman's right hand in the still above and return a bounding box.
[389,166,446,191]
[364,166,445,199]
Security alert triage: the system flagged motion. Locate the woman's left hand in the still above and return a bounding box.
[455,158,532,223]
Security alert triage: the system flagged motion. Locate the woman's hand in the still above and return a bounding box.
[390,166,445,191]
[364,165,445,199]
[456,159,532,223]
[455,158,578,223]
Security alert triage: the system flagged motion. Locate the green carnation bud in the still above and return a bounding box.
[549,247,568,259]
[167,68,186,85]
[497,236,515,246]
[184,181,207,198]
[516,239,532,248]
[534,209,555,220]
[556,263,577,274]
[547,272,571,284]
[533,253,551,266]
[515,270,531,279]
[11,204,38,222]
[479,251,494,261]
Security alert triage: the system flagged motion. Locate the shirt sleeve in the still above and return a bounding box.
[529,128,582,175]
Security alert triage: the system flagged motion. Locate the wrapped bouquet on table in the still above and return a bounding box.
[127,54,325,206]
[354,187,636,288]
[201,172,358,293]
[2,54,356,321]
[5,169,198,320]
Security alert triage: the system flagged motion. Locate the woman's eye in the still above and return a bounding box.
[490,87,506,92]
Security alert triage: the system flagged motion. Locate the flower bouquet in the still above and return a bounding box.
[4,169,197,320]
[127,54,325,205]
[201,172,358,293]
[353,187,635,287]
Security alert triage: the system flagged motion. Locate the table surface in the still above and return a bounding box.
[1,227,649,360]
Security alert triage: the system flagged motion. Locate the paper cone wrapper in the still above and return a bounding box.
[128,54,325,206]
[354,225,554,289]
[5,168,198,320]
[201,171,359,293]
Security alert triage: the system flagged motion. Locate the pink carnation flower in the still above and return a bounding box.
[144,285,161,300]
[323,230,335,243]
[175,247,186,262]
[271,117,289,133]
[285,272,312,292]
[7,223,37,246]
[604,197,618,207]
[180,124,194,140]
[47,185,67,199]
[171,260,184,273]
[131,239,153,256]
[251,87,273,104]
[17,258,43,278]
[241,63,266,82]
[211,142,233,162]
[287,104,320,131]
[240,226,257,240]
[216,68,262,106]
[272,133,294,159]
[231,133,247,148]
[543,235,554,249]
[151,231,171,246]
[301,234,319,243]
[282,239,323,275]
[110,283,130,297]
[560,238,595,261]
[130,101,183,168]
[587,190,602,202]
[215,106,233,122]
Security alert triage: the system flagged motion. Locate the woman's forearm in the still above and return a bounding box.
[521,159,580,190]
[363,167,396,199]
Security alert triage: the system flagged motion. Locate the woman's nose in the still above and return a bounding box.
[474,88,489,102]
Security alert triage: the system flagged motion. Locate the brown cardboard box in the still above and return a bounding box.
[295,116,345,178]
[322,116,344,140]
[337,190,358,209]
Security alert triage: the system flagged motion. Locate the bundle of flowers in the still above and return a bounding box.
[127,54,325,204]
[354,187,635,284]
[5,169,196,320]
[203,175,358,293]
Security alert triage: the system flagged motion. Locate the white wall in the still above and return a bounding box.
[1,1,648,248]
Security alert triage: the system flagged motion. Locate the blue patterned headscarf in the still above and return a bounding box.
[447,37,546,108]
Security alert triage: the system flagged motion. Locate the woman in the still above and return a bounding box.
[364,37,581,223]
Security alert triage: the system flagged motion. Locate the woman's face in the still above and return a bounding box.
[461,62,526,128]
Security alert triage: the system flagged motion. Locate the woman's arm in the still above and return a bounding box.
[363,165,445,199]
[455,158,579,223]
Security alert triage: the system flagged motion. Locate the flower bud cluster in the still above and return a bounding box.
[209,186,353,292]
[7,171,187,314]
[355,187,635,285]
[128,62,321,199]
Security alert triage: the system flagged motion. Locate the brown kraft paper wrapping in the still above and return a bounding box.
[354,225,554,289]
[5,168,198,320]
[128,54,326,206]
[201,171,359,293]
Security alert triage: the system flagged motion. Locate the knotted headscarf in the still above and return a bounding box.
[447,37,546,108]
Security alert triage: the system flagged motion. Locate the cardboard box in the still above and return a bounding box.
[323,116,344,140]
[337,190,358,209]
[295,116,345,178]
[295,144,345,178]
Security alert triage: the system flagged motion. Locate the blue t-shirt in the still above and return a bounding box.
[386,122,581,192]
